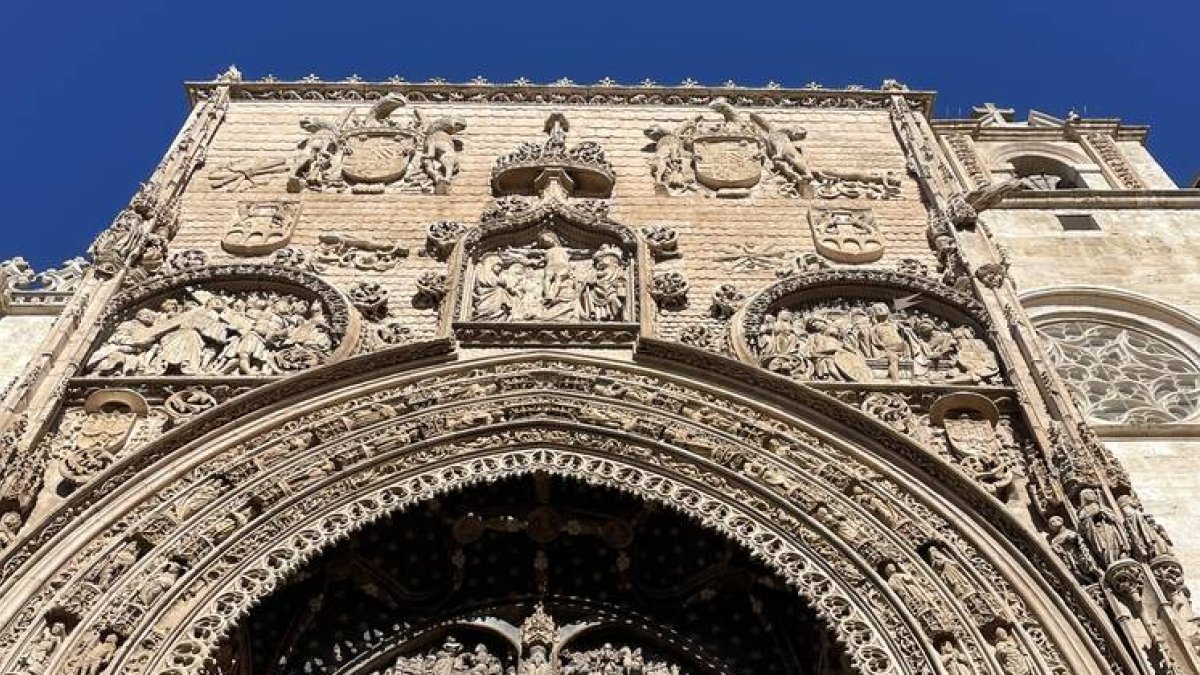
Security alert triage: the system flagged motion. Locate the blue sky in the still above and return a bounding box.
[2,0,1196,269]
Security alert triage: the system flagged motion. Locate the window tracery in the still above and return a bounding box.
[1037,320,1200,424]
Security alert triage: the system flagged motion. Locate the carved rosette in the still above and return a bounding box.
[80,265,359,379]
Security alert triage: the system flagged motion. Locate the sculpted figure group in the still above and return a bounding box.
[85,289,333,376]
[756,301,1001,385]
[473,234,629,323]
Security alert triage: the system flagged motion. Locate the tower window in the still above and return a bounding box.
[1057,214,1099,231]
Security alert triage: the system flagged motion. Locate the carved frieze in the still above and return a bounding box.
[285,94,466,194]
[808,206,885,264]
[221,200,300,256]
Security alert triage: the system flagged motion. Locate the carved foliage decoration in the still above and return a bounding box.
[82,266,356,378]
[1038,320,1200,424]
[221,200,301,256]
[285,93,466,194]
[809,206,885,264]
[734,271,1001,386]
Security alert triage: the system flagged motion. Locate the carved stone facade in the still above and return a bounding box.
[0,72,1198,675]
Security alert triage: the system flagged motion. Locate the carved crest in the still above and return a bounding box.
[692,135,762,194]
[222,201,301,256]
[808,206,885,264]
[285,94,465,195]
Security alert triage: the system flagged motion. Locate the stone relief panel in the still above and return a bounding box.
[644,98,902,199]
[81,268,356,378]
[285,93,466,194]
[1037,320,1200,425]
[491,113,616,199]
[751,298,1000,385]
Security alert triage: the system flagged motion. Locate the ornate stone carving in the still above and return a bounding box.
[989,626,1033,675]
[84,286,335,377]
[716,242,789,272]
[348,281,389,319]
[973,263,1007,289]
[1117,494,1172,561]
[206,158,288,192]
[709,283,744,319]
[811,170,902,200]
[678,324,726,353]
[775,253,830,279]
[313,233,409,271]
[808,206,885,264]
[369,319,413,348]
[640,225,680,260]
[650,271,689,310]
[1086,133,1145,190]
[492,113,615,198]
[1047,515,1101,583]
[1038,320,1200,424]
[221,200,301,256]
[752,299,1001,385]
[286,94,466,194]
[167,249,208,272]
[944,134,989,190]
[425,220,467,259]
[467,233,631,323]
[163,387,219,427]
[89,209,148,278]
[414,271,448,308]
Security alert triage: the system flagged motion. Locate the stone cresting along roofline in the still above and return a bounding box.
[184,75,938,117]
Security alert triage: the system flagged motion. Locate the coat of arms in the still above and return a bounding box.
[808,206,885,264]
[222,201,301,256]
[942,415,1003,457]
[644,98,768,198]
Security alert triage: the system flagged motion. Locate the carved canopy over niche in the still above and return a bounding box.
[451,200,640,346]
[82,265,358,378]
[731,270,1004,386]
[1038,320,1200,425]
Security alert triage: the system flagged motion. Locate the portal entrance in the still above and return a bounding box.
[214,475,848,674]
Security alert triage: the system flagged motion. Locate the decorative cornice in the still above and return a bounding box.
[989,189,1200,210]
[185,79,936,117]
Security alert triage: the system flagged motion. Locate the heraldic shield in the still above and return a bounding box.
[691,135,763,195]
[808,206,885,264]
[221,201,301,256]
[341,129,418,184]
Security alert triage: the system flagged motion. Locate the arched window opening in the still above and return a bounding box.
[1009,156,1085,190]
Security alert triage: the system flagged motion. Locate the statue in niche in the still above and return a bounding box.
[938,640,976,675]
[990,627,1032,675]
[470,233,629,323]
[1117,494,1172,559]
[753,298,1002,385]
[84,288,334,377]
[1047,515,1100,582]
[1076,488,1129,567]
[19,621,66,675]
[68,632,119,675]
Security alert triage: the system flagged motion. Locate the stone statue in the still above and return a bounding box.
[644,117,699,192]
[1046,516,1097,584]
[938,640,976,675]
[990,627,1032,675]
[289,116,344,191]
[750,112,810,183]
[89,209,146,276]
[20,621,66,675]
[1076,488,1129,567]
[1118,494,1172,559]
[866,303,910,382]
[0,510,21,549]
[883,561,939,627]
[71,632,119,675]
[421,116,467,193]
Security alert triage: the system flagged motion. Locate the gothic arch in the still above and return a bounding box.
[0,345,1131,675]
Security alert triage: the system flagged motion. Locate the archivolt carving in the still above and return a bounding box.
[731,271,1001,386]
[0,354,1120,675]
[82,265,359,377]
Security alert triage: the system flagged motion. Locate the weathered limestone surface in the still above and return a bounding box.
[0,316,53,391]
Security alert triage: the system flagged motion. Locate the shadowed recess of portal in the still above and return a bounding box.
[215,474,849,674]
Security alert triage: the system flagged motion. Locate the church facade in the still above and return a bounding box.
[0,69,1198,674]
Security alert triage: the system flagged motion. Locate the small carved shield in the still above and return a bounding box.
[809,206,885,264]
[77,411,137,455]
[943,417,1002,457]
[692,136,762,191]
[223,201,301,256]
[341,130,417,184]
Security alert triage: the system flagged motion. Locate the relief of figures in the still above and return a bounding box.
[471,233,629,323]
[753,300,1001,385]
[373,637,504,675]
[84,288,334,377]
